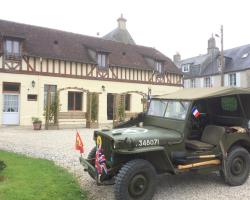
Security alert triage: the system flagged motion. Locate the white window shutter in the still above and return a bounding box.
[211,76,214,87]
[236,72,241,87]
[200,78,204,88]
[184,80,190,88]
[224,74,229,86]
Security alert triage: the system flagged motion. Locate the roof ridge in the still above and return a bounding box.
[224,43,250,52]
[0,18,158,51]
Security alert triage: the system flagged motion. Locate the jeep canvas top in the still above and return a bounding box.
[80,87,250,200]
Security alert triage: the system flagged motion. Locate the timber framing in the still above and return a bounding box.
[0,19,183,87]
[0,55,182,87]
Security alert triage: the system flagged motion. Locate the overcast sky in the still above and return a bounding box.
[1,0,250,60]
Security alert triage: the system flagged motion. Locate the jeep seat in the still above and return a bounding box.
[186,125,225,151]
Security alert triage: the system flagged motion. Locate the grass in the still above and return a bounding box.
[0,150,87,200]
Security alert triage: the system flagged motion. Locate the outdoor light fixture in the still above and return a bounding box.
[31,80,35,88]
[102,85,105,91]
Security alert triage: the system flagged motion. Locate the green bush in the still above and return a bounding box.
[0,160,6,172]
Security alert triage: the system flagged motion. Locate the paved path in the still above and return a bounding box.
[0,126,250,200]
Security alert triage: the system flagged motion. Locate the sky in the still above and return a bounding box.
[1,0,250,60]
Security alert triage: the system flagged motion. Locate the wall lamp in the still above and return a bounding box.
[102,85,106,92]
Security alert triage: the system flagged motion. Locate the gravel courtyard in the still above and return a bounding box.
[0,126,250,200]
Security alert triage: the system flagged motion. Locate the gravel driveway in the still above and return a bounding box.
[0,126,250,200]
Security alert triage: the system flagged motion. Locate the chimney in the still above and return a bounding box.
[207,34,218,54]
[117,14,127,30]
[173,52,181,65]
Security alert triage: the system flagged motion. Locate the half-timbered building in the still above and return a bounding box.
[0,16,182,126]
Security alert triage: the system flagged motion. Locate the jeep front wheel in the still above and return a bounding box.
[114,159,157,200]
[224,146,250,186]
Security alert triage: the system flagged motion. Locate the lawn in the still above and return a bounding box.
[0,150,87,200]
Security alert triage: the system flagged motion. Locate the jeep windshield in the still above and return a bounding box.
[147,99,190,120]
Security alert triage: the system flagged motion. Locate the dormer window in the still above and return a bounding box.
[97,53,108,68]
[155,61,163,73]
[182,64,190,72]
[4,39,21,59]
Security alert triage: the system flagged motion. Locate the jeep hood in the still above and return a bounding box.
[98,126,182,144]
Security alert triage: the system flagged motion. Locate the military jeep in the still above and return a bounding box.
[80,87,250,200]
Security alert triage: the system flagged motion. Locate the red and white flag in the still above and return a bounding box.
[75,132,84,154]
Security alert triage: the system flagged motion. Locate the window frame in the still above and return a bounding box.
[204,77,211,88]
[182,64,190,72]
[4,39,21,59]
[2,82,20,93]
[68,91,83,111]
[155,61,163,74]
[191,79,196,88]
[229,73,237,86]
[97,52,108,68]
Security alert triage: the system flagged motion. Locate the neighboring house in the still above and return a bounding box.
[0,16,182,126]
[173,36,250,88]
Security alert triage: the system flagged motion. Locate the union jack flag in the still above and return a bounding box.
[95,145,108,175]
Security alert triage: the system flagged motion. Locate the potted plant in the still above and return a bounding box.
[32,117,42,130]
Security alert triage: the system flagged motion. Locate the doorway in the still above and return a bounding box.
[2,82,20,125]
[3,94,19,125]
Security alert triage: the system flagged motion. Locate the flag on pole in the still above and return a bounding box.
[75,132,84,154]
[95,145,108,175]
[192,107,200,118]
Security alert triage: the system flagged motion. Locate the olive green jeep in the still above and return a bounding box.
[80,87,250,200]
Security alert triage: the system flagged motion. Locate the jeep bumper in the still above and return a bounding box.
[79,157,97,179]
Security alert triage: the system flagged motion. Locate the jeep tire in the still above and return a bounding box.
[223,146,250,186]
[114,159,157,200]
[87,147,96,179]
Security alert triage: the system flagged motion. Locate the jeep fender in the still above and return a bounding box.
[223,133,250,152]
[115,146,176,174]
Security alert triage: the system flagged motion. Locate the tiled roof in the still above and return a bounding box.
[102,28,136,45]
[180,44,250,78]
[0,19,180,74]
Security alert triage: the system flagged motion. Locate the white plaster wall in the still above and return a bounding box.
[0,72,181,125]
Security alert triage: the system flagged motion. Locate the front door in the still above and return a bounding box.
[2,94,19,125]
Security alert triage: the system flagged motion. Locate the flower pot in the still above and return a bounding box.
[33,122,42,130]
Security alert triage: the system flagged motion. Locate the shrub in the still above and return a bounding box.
[0,160,6,172]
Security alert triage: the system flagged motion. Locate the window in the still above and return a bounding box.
[4,39,21,58]
[27,94,37,101]
[44,85,57,107]
[191,79,196,88]
[229,73,236,86]
[147,100,167,117]
[147,99,190,120]
[221,96,238,112]
[3,82,20,93]
[125,94,131,111]
[97,53,107,68]
[182,64,190,72]
[204,77,211,88]
[68,92,83,111]
[155,61,163,73]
